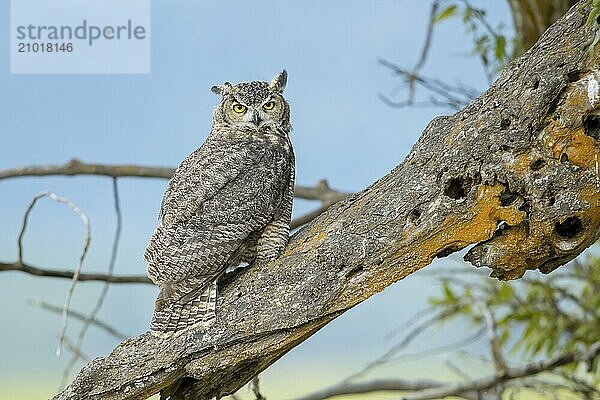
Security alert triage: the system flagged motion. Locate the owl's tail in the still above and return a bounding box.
[150,279,217,336]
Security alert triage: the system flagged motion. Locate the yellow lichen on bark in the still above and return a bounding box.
[545,120,598,168]
[381,183,526,284]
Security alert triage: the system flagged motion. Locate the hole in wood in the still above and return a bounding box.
[519,199,531,214]
[407,207,422,224]
[436,247,459,259]
[444,177,470,200]
[560,153,569,163]
[566,70,580,83]
[496,221,509,230]
[500,118,511,130]
[547,93,562,115]
[555,217,583,238]
[567,71,579,82]
[583,114,600,141]
[492,221,512,238]
[530,159,545,171]
[499,187,518,206]
[347,265,364,279]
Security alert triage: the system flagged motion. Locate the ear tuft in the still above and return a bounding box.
[211,82,233,95]
[269,70,287,93]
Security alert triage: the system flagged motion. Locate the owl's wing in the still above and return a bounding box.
[145,134,291,286]
[159,135,267,225]
[145,219,259,285]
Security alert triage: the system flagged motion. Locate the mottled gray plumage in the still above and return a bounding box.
[145,71,295,335]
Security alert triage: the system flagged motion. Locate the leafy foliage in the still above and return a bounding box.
[434,0,509,79]
[428,251,600,397]
[581,0,600,54]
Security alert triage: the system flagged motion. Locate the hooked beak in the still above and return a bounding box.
[251,111,262,127]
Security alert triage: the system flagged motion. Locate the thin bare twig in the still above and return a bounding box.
[379,59,477,110]
[405,0,440,104]
[27,299,128,340]
[62,336,90,363]
[296,342,600,400]
[17,192,92,357]
[414,1,439,73]
[251,375,266,400]
[61,178,123,387]
[0,261,151,283]
[377,1,482,110]
[479,302,508,374]
[387,327,486,363]
[444,360,472,381]
[0,158,174,180]
[401,342,600,400]
[341,306,459,383]
[384,306,437,341]
[456,350,492,365]
[293,379,445,400]
[291,205,330,230]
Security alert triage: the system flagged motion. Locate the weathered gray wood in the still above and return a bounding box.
[54,2,600,399]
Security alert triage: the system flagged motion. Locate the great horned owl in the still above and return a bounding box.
[144,71,294,335]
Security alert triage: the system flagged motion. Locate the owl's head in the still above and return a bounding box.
[211,71,290,134]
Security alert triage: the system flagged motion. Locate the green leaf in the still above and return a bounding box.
[497,283,513,302]
[494,35,506,62]
[434,4,458,24]
[442,281,457,303]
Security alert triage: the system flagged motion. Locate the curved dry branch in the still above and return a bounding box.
[55,3,600,399]
[293,379,446,400]
[401,341,600,400]
[294,341,600,400]
[0,261,152,284]
[0,159,349,204]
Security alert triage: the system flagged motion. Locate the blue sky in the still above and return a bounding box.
[0,1,514,398]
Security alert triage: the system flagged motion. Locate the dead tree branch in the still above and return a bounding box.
[379,59,477,110]
[283,341,600,400]
[0,159,349,203]
[401,341,600,400]
[298,342,599,400]
[0,261,151,284]
[17,192,92,357]
[61,177,124,387]
[293,379,447,400]
[55,3,600,399]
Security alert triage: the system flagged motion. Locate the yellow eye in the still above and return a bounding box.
[232,104,247,113]
[263,101,275,110]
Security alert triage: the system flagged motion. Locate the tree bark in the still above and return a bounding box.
[54,2,600,399]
